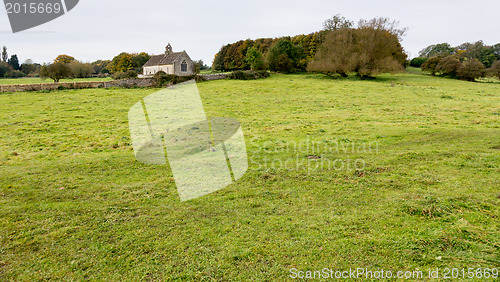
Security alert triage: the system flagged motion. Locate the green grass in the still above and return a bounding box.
[0,72,499,280]
[0,77,113,85]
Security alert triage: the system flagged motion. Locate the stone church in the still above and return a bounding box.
[142,43,194,76]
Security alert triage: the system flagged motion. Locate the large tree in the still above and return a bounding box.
[308,17,407,78]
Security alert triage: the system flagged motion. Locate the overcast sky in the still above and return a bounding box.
[0,0,498,65]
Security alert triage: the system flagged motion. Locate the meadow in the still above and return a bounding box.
[0,71,499,280]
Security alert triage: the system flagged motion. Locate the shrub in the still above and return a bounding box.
[112,70,137,80]
[489,61,500,79]
[457,59,485,82]
[410,57,428,68]
[421,57,441,75]
[153,71,203,87]
[228,70,270,80]
[435,56,461,78]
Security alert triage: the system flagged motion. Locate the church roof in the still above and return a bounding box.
[143,51,185,67]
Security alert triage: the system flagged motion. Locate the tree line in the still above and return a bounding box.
[410,41,500,81]
[213,15,408,78]
[0,46,209,82]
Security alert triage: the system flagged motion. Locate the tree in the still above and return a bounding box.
[421,57,441,75]
[91,60,111,74]
[40,62,71,82]
[245,47,265,70]
[435,56,461,78]
[68,61,92,78]
[410,57,428,68]
[0,61,10,77]
[54,54,75,64]
[266,38,305,73]
[2,46,7,62]
[8,55,20,70]
[458,59,485,81]
[419,43,456,58]
[20,59,41,75]
[489,60,500,79]
[108,52,133,73]
[323,14,353,31]
[308,18,407,78]
[131,52,150,71]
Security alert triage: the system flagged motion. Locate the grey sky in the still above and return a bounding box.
[0,0,498,65]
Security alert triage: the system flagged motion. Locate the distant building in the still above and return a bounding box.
[142,43,194,76]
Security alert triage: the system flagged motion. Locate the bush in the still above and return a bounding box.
[489,61,500,79]
[112,70,137,80]
[153,71,203,87]
[228,70,270,80]
[410,57,428,68]
[457,59,485,82]
[435,56,461,78]
[421,57,441,75]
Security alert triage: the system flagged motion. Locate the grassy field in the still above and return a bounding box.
[0,77,113,85]
[0,72,499,280]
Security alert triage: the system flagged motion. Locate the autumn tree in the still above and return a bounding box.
[308,17,407,78]
[54,54,75,64]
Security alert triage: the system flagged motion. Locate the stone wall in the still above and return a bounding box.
[0,78,156,93]
[0,74,229,93]
[198,73,229,81]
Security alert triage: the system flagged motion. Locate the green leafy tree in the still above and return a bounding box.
[421,56,441,75]
[410,57,428,68]
[419,43,456,58]
[245,47,265,70]
[267,38,305,73]
[8,55,20,70]
[40,62,71,82]
[458,59,485,81]
[131,52,150,71]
